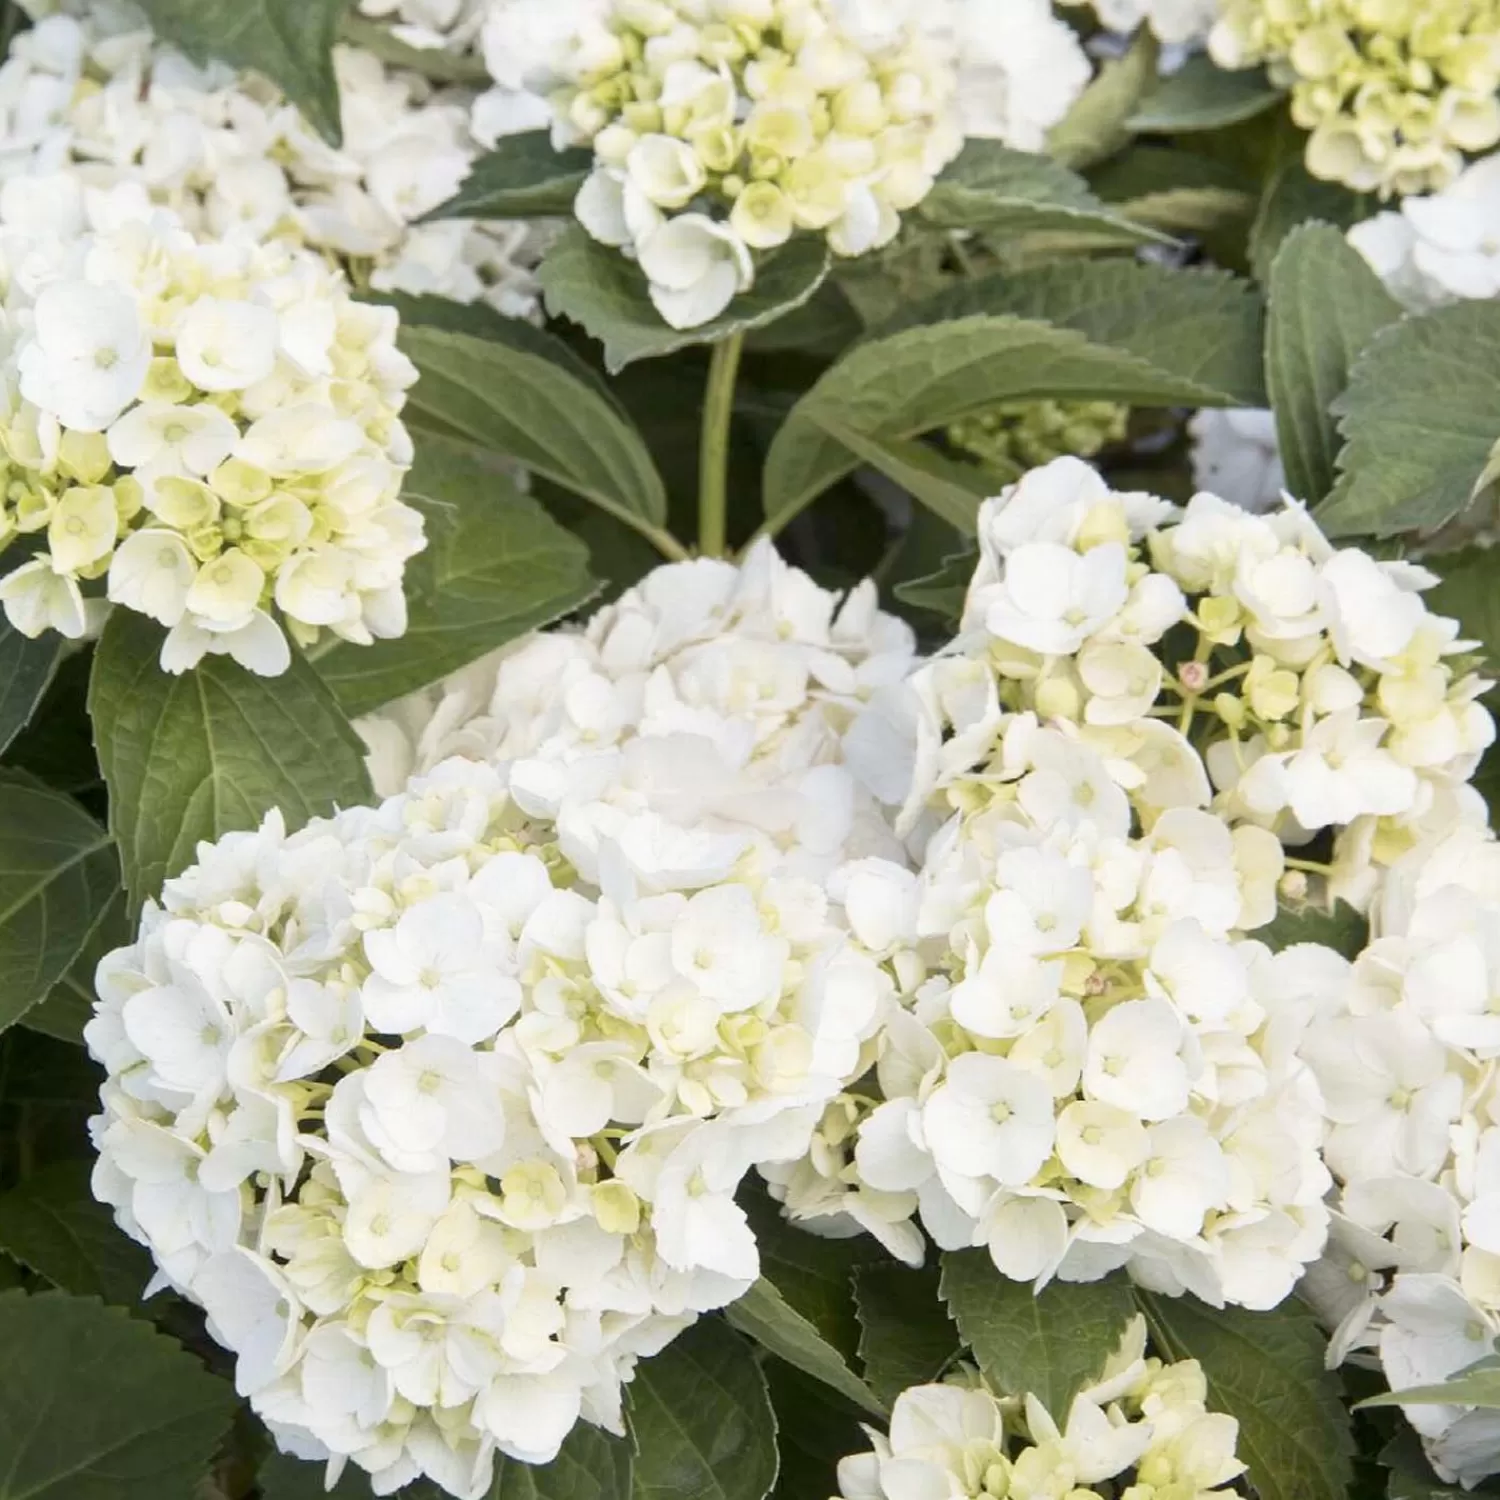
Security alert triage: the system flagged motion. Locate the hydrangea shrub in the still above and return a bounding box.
[0,1,1496,1498]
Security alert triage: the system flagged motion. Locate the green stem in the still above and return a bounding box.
[698,332,744,558]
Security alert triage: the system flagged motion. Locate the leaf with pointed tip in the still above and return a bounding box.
[0,774,118,1034]
[919,141,1168,248]
[398,321,669,530]
[1318,301,1500,538]
[338,15,492,85]
[939,1254,1136,1421]
[1048,29,1160,170]
[1129,56,1281,132]
[423,131,593,220]
[541,226,829,372]
[134,0,345,144]
[1265,223,1401,505]
[313,437,597,715]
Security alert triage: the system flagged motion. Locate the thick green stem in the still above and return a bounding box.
[698,332,744,558]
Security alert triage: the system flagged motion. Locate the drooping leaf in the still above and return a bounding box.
[1129,56,1282,133]
[89,612,373,913]
[490,1425,634,1500]
[1048,29,1161,170]
[1259,898,1369,960]
[726,1278,884,1417]
[398,321,670,532]
[541,226,829,372]
[626,1321,779,1500]
[1136,1289,1356,1500]
[1318,301,1500,538]
[313,437,597,715]
[0,774,118,1033]
[1250,157,1365,281]
[939,1253,1136,1420]
[919,140,1168,248]
[0,614,62,757]
[812,418,1002,534]
[0,1288,238,1500]
[1265,223,1401,505]
[22,889,130,1045]
[765,262,1263,532]
[854,1262,961,1408]
[423,131,593,221]
[0,1162,150,1304]
[133,0,345,143]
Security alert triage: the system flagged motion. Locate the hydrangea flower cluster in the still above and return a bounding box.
[86,746,910,1497]
[1207,0,1500,196]
[1348,151,1500,309]
[869,457,1494,912]
[356,540,918,874]
[1295,824,1500,1489]
[540,0,965,327]
[0,204,423,674]
[3,3,547,317]
[837,1319,1245,1500]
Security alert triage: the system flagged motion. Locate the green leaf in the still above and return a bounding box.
[764,1363,867,1500]
[1265,223,1402,505]
[491,1427,634,1500]
[0,1288,238,1499]
[1250,157,1364,282]
[1259,898,1369,960]
[919,141,1169,248]
[0,774,118,1033]
[22,890,130,1045]
[0,616,62,757]
[423,132,593,221]
[939,1253,1136,1421]
[540,226,829,373]
[854,1262,960,1409]
[879,259,1266,406]
[1381,1430,1482,1499]
[765,262,1263,532]
[1048,29,1161,171]
[89,611,373,913]
[338,14,492,85]
[626,1321,779,1500]
[312,438,597,715]
[134,0,345,144]
[892,549,974,626]
[812,418,1001,534]
[1129,56,1282,133]
[1318,301,1500,539]
[399,322,669,531]
[1136,1289,1356,1500]
[1362,1358,1500,1410]
[0,1162,151,1304]
[725,1278,884,1417]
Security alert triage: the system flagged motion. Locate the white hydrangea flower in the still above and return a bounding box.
[1296,827,1500,1489]
[0,203,423,673]
[1188,409,1289,514]
[355,539,918,869]
[836,1320,1245,1500]
[517,0,965,325]
[1074,0,1220,43]
[88,751,910,1497]
[2,4,549,319]
[1348,152,1500,311]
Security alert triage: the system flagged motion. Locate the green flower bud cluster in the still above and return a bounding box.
[1208,0,1500,196]
[947,399,1130,473]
